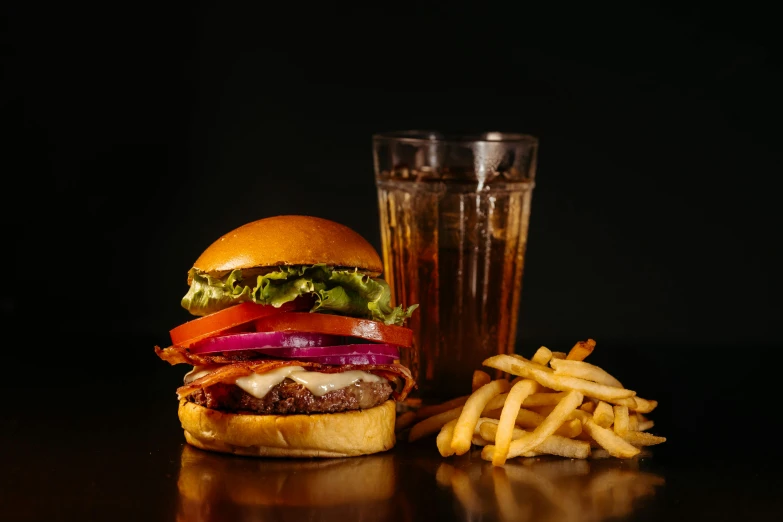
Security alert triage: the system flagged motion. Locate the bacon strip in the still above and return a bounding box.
[175,359,416,402]
[155,345,261,366]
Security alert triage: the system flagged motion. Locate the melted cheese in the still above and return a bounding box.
[234,366,386,398]
[234,366,306,398]
[288,370,384,397]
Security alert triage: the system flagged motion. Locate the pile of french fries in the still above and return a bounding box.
[398,340,665,465]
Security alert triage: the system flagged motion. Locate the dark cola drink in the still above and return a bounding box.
[374,131,538,404]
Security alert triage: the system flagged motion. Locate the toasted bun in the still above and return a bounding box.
[191,215,383,276]
[178,399,396,458]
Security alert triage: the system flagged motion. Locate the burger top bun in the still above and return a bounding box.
[191,215,383,277]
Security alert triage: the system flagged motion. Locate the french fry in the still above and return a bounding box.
[551,351,567,359]
[580,401,597,413]
[483,390,583,459]
[509,408,544,428]
[485,388,556,412]
[590,448,612,459]
[629,414,639,431]
[613,405,630,434]
[483,354,635,402]
[556,418,583,439]
[481,424,542,456]
[436,419,458,457]
[620,431,667,447]
[611,397,637,409]
[474,417,498,437]
[409,406,463,442]
[637,420,655,432]
[479,408,502,420]
[395,411,417,434]
[530,434,591,459]
[522,392,568,407]
[415,395,470,420]
[480,423,591,459]
[572,411,640,458]
[479,421,500,441]
[494,408,582,438]
[472,435,490,446]
[593,401,615,428]
[531,346,554,366]
[484,393,509,412]
[566,339,596,361]
[451,379,511,455]
[485,408,581,438]
[408,390,513,442]
[575,431,602,448]
[612,396,658,414]
[631,397,658,414]
[532,404,559,417]
[494,379,538,466]
[510,354,554,372]
[583,423,640,459]
[549,358,623,388]
[472,370,492,392]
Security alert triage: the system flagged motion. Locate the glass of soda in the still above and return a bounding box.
[373,131,539,404]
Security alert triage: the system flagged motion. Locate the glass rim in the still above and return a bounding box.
[372,130,539,145]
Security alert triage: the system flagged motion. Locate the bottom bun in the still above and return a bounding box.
[178,399,396,458]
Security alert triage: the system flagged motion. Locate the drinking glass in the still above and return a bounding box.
[373,131,539,404]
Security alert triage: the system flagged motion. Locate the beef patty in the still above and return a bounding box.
[187,378,393,414]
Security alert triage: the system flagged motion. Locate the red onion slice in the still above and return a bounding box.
[290,353,398,365]
[189,331,343,355]
[252,343,400,360]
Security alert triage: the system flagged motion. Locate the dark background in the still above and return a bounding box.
[3,3,782,459]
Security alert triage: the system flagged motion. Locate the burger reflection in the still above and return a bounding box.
[176,445,400,522]
[436,450,664,522]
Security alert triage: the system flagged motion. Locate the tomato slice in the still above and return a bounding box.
[170,300,310,347]
[254,312,413,348]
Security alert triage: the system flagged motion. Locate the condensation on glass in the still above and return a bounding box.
[374,131,539,403]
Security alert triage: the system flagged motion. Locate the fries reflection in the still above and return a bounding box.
[436,451,664,522]
[176,445,400,522]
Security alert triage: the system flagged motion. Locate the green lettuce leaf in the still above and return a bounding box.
[181,264,417,326]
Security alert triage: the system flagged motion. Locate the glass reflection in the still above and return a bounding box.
[436,450,664,522]
[176,445,401,522]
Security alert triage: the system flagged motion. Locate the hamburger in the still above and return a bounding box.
[155,215,417,457]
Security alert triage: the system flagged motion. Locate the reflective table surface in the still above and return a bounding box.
[3,341,782,521]
[174,443,666,522]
